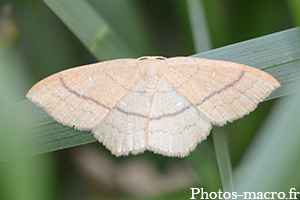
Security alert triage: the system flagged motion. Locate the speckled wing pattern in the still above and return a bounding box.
[26,56,280,157]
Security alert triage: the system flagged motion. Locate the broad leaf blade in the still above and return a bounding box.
[43,0,136,60]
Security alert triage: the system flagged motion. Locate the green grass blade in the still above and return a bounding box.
[88,0,154,55]
[187,0,212,52]
[43,0,137,60]
[212,127,234,192]
[1,28,299,162]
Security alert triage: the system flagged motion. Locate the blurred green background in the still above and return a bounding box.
[0,0,299,200]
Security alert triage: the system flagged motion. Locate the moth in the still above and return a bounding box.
[27,56,280,157]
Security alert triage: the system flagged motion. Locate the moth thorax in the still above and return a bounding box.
[141,61,163,96]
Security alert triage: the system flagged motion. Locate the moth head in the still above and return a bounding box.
[137,56,167,61]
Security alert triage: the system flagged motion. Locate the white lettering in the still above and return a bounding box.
[223,192,231,199]
[289,188,297,199]
[209,192,217,199]
[190,188,200,199]
[218,189,223,199]
[271,192,277,199]
[277,192,285,199]
[264,192,270,199]
[200,188,209,199]
[232,192,238,199]
[244,192,256,199]
[257,192,263,199]
[189,188,297,199]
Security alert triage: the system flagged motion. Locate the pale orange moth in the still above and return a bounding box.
[27,56,280,157]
